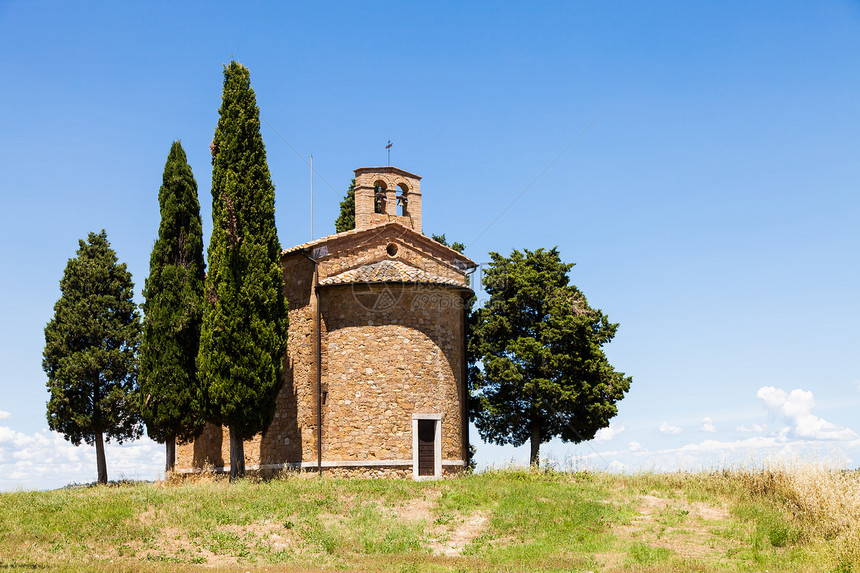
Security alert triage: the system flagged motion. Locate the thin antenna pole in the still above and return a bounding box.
[310,154,314,240]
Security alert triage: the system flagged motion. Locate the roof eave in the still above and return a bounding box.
[320,280,474,294]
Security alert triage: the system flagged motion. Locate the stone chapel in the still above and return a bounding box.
[177,166,476,479]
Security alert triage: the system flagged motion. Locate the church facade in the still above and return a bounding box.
[177,166,476,478]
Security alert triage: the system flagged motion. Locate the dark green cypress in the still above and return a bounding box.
[335,179,356,233]
[198,61,289,480]
[139,141,206,474]
[43,230,142,485]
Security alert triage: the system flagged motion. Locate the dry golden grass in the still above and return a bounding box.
[722,458,860,567]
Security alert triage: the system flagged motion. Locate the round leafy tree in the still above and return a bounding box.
[43,230,142,484]
[469,247,631,466]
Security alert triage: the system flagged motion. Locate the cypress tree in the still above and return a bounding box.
[198,61,289,480]
[43,230,142,484]
[139,141,206,474]
[335,179,356,233]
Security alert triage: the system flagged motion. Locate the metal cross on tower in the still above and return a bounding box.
[386,140,392,166]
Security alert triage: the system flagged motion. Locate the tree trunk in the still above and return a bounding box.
[229,426,245,481]
[529,424,540,467]
[95,431,108,484]
[165,434,176,475]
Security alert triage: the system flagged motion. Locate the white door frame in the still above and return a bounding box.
[412,413,442,480]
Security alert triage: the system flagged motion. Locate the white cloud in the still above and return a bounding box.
[757,386,858,441]
[0,409,10,420]
[675,435,785,453]
[659,422,683,435]
[608,460,627,471]
[736,423,767,433]
[574,431,858,473]
[566,385,860,473]
[0,426,162,492]
[594,423,625,443]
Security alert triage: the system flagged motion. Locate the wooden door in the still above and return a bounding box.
[418,419,435,476]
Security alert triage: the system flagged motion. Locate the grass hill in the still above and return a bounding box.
[1,461,858,572]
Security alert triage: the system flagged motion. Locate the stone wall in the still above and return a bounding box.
[321,466,412,479]
[263,254,317,463]
[319,284,468,464]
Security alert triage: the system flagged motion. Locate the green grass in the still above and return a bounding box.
[1,465,858,572]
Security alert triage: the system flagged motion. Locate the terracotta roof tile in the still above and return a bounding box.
[320,260,465,287]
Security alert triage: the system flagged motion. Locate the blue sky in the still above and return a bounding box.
[1,1,859,490]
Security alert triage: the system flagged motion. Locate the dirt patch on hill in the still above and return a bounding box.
[393,489,488,556]
[117,525,239,567]
[428,511,489,557]
[114,517,302,566]
[597,492,736,568]
[395,489,440,522]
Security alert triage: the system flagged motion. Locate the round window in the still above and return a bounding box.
[386,243,399,257]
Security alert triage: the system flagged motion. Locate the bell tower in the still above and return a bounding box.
[353,166,422,233]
